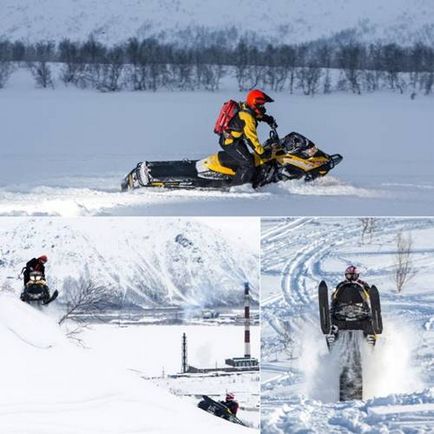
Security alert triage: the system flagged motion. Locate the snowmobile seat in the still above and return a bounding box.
[217,151,240,171]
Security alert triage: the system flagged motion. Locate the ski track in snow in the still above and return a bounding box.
[261,217,434,433]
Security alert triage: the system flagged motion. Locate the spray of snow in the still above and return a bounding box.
[296,318,424,403]
[297,322,340,402]
[363,318,424,398]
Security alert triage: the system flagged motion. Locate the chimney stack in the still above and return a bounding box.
[244,282,251,358]
[182,332,188,373]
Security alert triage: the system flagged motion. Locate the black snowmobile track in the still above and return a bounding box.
[338,332,363,401]
[198,395,246,426]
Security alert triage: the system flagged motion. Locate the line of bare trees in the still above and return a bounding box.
[1,38,433,94]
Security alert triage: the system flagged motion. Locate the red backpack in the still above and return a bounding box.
[213,100,240,135]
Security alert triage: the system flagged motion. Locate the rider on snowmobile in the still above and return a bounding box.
[329,265,376,344]
[22,255,47,286]
[220,392,239,415]
[219,89,278,186]
[332,265,371,304]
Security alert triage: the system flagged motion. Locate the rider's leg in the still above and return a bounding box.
[221,141,255,186]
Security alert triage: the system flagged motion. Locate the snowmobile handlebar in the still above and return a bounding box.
[263,128,280,150]
[269,127,280,142]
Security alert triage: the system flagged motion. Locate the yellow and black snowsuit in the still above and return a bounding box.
[220,103,266,186]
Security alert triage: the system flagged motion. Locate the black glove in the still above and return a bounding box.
[262,114,278,129]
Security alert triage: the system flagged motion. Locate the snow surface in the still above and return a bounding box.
[83,323,261,427]
[1,0,434,46]
[261,217,434,433]
[0,291,257,433]
[0,217,259,308]
[0,70,433,216]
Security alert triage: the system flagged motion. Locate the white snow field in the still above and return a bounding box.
[1,0,434,46]
[0,70,433,216]
[83,323,261,428]
[261,217,434,433]
[0,216,259,308]
[0,291,258,433]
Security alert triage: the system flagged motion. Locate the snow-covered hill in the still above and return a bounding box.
[0,291,255,433]
[1,0,434,46]
[0,217,258,308]
[261,217,434,432]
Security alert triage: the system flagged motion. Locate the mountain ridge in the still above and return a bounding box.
[1,0,433,47]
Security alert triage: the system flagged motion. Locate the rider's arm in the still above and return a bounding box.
[238,111,264,155]
[26,258,36,270]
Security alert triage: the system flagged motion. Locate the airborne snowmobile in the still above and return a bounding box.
[121,130,343,191]
[318,280,383,401]
[319,280,383,340]
[20,271,58,305]
[197,395,246,426]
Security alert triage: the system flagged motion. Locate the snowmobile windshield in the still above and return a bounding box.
[282,133,317,157]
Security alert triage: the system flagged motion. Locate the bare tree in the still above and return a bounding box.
[58,277,111,325]
[0,41,14,88]
[0,61,13,88]
[27,42,55,88]
[359,218,377,244]
[338,43,364,94]
[393,231,416,293]
[297,64,322,96]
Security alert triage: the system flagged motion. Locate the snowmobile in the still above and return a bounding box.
[318,280,383,401]
[121,130,343,191]
[197,395,246,426]
[20,271,58,305]
[319,280,383,339]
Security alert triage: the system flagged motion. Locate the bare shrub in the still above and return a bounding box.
[359,218,377,244]
[393,231,416,293]
[58,277,111,324]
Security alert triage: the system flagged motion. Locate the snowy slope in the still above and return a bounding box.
[0,291,255,433]
[261,217,434,433]
[0,217,259,308]
[1,0,434,46]
[84,323,261,427]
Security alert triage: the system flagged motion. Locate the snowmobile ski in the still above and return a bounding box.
[198,395,246,426]
[369,285,383,334]
[318,280,331,334]
[43,289,59,305]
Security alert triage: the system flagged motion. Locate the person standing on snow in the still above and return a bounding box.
[218,89,278,186]
[22,255,48,285]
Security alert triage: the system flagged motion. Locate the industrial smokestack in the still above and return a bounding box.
[244,282,251,358]
[182,332,188,373]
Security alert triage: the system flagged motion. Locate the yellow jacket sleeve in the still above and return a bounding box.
[238,111,264,155]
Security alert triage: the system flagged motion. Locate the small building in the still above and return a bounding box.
[225,356,259,368]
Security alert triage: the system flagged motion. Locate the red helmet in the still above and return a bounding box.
[246,89,274,115]
[226,392,235,401]
[38,255,48,263]
[345,265,359,281]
